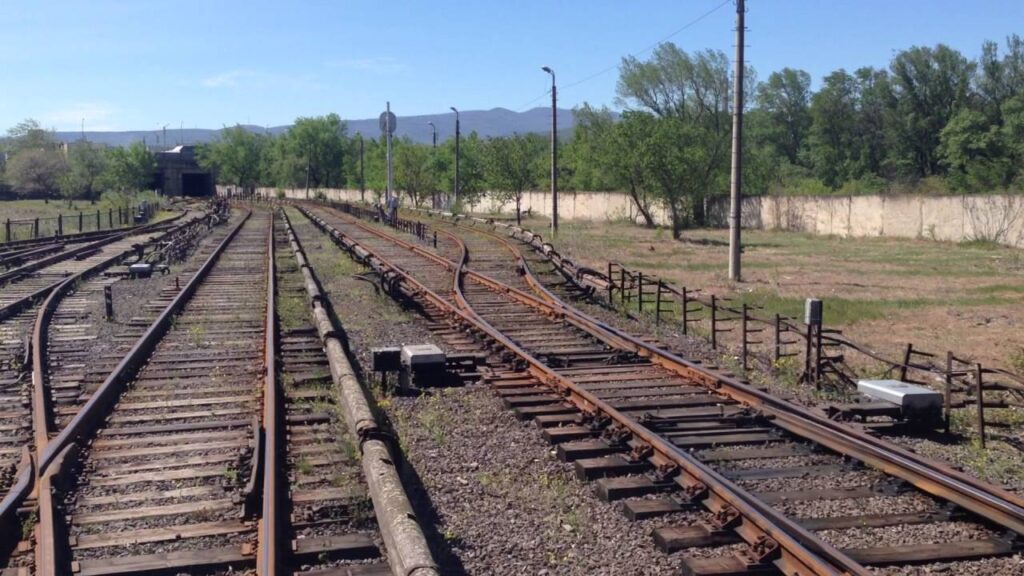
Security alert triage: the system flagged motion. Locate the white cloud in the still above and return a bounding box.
[202,69,254,88]
[41,102,118,131]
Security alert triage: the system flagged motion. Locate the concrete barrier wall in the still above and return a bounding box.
[229,186,1024,249]
[707,194,1024,248]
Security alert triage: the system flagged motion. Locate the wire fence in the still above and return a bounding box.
[2,204,151,244]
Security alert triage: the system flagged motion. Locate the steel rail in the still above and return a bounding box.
[258,211,280,575]
[0,210,207,540]
[297,204,861,576]
[418,207,1024,536]
[280,208,439,576]
[0,211,185,287]
[33,211,252,576]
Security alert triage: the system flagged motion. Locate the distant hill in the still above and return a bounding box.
[52,107,586,148]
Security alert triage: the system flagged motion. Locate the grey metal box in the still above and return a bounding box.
[401,344,445,368]
[371,347,401,372]
[129,263,153,278]
[857,379,943,415]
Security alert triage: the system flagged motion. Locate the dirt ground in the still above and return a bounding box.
[510,215,1024,373]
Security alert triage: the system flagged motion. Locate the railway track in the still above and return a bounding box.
[28,210,269,576]
[0,204,436,576]
[0,211,209,508]
[297,201,1024,575]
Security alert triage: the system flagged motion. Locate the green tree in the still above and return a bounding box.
[616,43,737,227]
[637,115,719,238]
[7,148,66,197]
[103,142,156,192]
[59,142,108,203]
[197,126,266,194]
[756,68,813,165]
[393,139,437,207]
[484,133,544,224]
[287,114,348,189]
[888,44,975,177]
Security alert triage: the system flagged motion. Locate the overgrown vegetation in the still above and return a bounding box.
[1,119,158,202]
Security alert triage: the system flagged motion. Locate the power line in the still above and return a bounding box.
[559,0,731,92]
[515,0,732,113]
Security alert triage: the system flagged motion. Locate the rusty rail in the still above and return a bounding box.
[410,204,1024,534]
[258,211,280,575]
[280,208,439,576]
[296,203,862,576]
[0,209,208,548]
[33,211,252,576]
[305,199,1024,569]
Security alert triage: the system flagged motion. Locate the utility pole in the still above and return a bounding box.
[385,102,394,202]
[359,134,365,203]
[451,107,460,207]
[542,66,558,235]
[728,0,745,282]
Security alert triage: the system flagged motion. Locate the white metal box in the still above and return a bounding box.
[401,344,445,368]
[856,379,943,417]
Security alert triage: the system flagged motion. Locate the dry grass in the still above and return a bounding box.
[517,216,1024,370]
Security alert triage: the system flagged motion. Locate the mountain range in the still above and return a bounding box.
[52,107,583,148]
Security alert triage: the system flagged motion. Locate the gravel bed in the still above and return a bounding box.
[737,470,883,494]
[774,493,938,519]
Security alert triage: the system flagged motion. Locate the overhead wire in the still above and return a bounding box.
[515,0,732,111]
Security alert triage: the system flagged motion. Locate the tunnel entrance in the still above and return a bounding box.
[181,173,213,197]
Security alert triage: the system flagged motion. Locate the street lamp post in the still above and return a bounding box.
[427,122,437,148]
[542,66,558,235]
[450,107,460,207]
[358,134,365,203]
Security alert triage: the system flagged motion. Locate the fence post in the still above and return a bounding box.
[4,219,9,243]
[944,351,953,434]
[815,322,824,384]
[655,281,663,326]
[33,218,39,239]
[607,262,613,305]
[975,363,986,448]
[104,285,114,320]
[900,343,913,381]
[620,268,626,307]
[79,211,84,232]
[637,272,644,313]
[96,210,100,230]
[57,214,63,236]
[805,321,815,389]
[710,295,718,350]
[741,304,749,371]
[108,208,113,229]
[681,287,689,335]
[774,314,782,363]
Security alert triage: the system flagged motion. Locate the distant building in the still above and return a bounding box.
[154,145,214,196]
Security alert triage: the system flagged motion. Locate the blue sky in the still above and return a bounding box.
[1,0,1021,132]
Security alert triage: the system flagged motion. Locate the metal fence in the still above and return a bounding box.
[2,205,148,244]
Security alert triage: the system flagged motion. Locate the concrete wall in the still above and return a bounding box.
[248,186,675,226]
[239,185,1024,249]
[706,194,1024,248]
